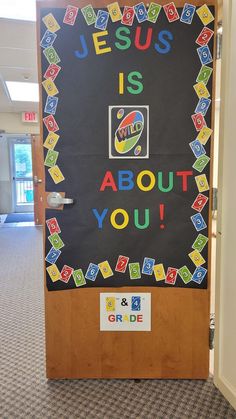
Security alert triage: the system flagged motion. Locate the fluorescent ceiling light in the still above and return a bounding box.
[0,0,36,22]
[6,81,39,102]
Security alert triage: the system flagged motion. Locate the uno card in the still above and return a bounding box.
[192,234,208,252]
[131,296,141,311]
[189,139,206,158]
[197,45,213,66]
[191,213,207,232]
[48,165,65,184]
[142,257,155,275]
[134,3,148,23]
[163,2,179,22]
[95,10,109,30]
[147,3,162,23]
[129,262,141,280]
[106,297,116,311]
[85,263,99,281]
[81,5,96,25]
[178,266,192,284]
[196,65,213,85]
[165,267,178,285]
[195,174,210,193]
[63,5,79,25]
[191,193,209,212]
[44,63,61,81]
[45,247,61,264]
[43,115,59,132]
[191,113,206,131]
[60,265,74,283]
[197,127,213,145]
[40,30,57,49]
[42,79,58,96]
[192,155,210,173]
[44,149,59,168]
[180,3,196,24]
[48,232,64,250]
[46,264,61,282]
[107,2,122,22]
[188,250,205,267]
[196,27,214,46]
[98,260,113,278]
[153,263,165,281]
[196,4,214,26]
[44,132,59,150]
[195,98,211,116]
[192,266,207,284]
[43,46,61,65]
[44,96,58,115]
[73,269,86,287]
[121,6,135,26]
[115,255,129,273]
[193,82,210,99]
[46,217,61,234]
[42,13,61,33]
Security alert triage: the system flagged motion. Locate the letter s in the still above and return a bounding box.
[154,30,173,54]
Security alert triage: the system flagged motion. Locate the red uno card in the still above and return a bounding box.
[115,255,129,273]
[121,6,135,26]
[63,5,79,25]
[46,217,61,234]
[165,267,178,285]
[191,193,208,212]
[163,2,179,22]
[196,27,214,46]
[44,63,61,81]
[60,265,74,283]
[191,113,206,131]
[43,115,59,132]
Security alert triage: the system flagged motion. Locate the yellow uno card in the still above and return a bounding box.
[42,13,61,32]
[153,263,165,281]
[107,2,122,22]
[99,261,113,278]
[197,127,213,145]
[48,165,65,184]
[188,250,206,267]
[195,174,210,193]
[42,79,59,96]
[196,5,214,26]
[44,132,60,150]
[193,82,210,99]
[47,264,61,282]
[106,297,116,311]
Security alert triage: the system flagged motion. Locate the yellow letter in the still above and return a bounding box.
[110,209,129,229]
[92,31,112,55]
[137,170,155,191]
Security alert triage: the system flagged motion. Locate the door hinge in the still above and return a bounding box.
[209,313,215,350]
[212,188,218,211]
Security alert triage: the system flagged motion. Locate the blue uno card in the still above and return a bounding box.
[131,296,141,311]
[192,266,207,284]
[189,139,206,158]
[180,3,196,24]
[134,2,148,23]
[197,45,213,66]
[191,213,207,232]
[44,96,58,115]
[194,98,211,116]
[85,263,99,281]
[142,257,155,275]
[95,10,109,30]
[40,30,57,49]
[45,247,61,264]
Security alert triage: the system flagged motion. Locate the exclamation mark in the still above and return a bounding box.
[160,204,165,229]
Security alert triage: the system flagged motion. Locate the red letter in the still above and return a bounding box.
[137,315,143,322]
[134,26,153,51]
[176,171,193,192]
[108,314,115,322]
[100,171,117,191]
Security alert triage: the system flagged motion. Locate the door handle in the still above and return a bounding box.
[47,192,74,208]
[33,175,43,185]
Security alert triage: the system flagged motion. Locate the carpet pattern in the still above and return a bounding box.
[0,227,235,419]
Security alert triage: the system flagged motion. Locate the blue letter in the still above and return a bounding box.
[74,35,88,59]
[118,170,134,190]
[154,30,173,54]
[92,208,108,229]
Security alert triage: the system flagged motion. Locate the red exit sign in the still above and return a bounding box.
[22,112,38,123]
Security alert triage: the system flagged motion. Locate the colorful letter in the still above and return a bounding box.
[127,71,143,94]
[92,208,108,228]
[115,27,131,50]
[176,171,193,192]
[134,26,153,50]
[100,171,117,191]
[137,170,156,191]
[134,209,150,229]
[110,209,129,229]
[118,170,134,190]
[154,30,173,54]
[92,31,112,55]
[74,35,88,59]
[158,172,173,192]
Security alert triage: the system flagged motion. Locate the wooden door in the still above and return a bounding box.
[32,134,45,225]
[37,0,217,379]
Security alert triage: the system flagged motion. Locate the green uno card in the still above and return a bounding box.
[43,46,61,65]
[44,149,59,167]
[48,233,64,250]
[73,269,86,287]
[178,266,192,284]
[192,155,210,173]
[81,5,96,25]
[129,262,141,279]
[192,234,208,252]
[147,3,162,23]
[196,65,213,85]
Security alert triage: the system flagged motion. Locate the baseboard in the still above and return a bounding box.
[214,374,236,411]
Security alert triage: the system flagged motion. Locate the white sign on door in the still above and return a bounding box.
[100,293,151,331]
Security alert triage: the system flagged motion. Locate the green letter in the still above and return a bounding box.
[115,26,131,50]
[158,172,174,192]
[127,71,143,94]
[134,209,149,229]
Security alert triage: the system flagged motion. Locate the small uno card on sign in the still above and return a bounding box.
[142,257,155,275]
[45,247,61,264]
[63,5,79,25]
[192,234,208,252]
[189,139,206,158]
[81,4,97,25]
[48,165,65,184]
[95,10,109,30]
[197,45,213,66]
[121,6,135,26]
[129,262,141,279]
[196,65,213,85]
[165,267,178,285]
[195,174,210,193]
[43,115,59,132]
[196,27,214,46]
[191,113,206,131]
[44,149,59,167]
[192,155,210,173]
[195,98,211,116]
[42,79,59,96]
[193,82,210,99]
[44,96,58,115]
[196,4,214,26]
[60,265,74,283]
[197,127,213,145]
[188,250,206,267]
[46,264,61,282]
[46,217,61,234]
[42,13,61,32]
[131,296,141,311]
[191,213,207,232]
[44,132,59,150]
[44,63,61,81]
[153,263,165,281]
[147,3,161,23]
[163,2,179,22]
[191,193,208,212]
[43,46,60,65]
[134,3,148,23]
[180,3,196,24]
[48,232,64,250]
[40,30,57,49]
[85,263,99,281]
[106,296,116,311]
[178,266,192,284]
[98,261,113,278]
[107,2,122,22]
[192,266,207,284]
[73,269,86,287]
[115,255,129,273]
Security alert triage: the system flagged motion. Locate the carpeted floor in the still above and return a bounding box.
[0,227,235,419]
[5,212,34,223]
